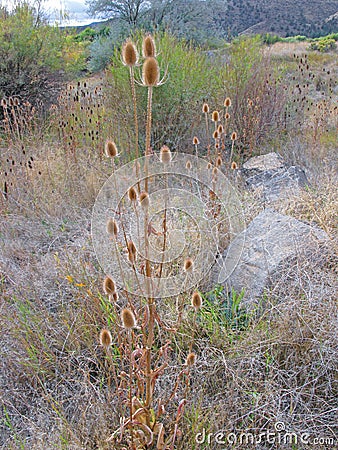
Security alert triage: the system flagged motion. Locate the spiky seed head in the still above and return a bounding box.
[202,103,209,113]
[225,112,230,120]
[224,97,231,107]
[1,98,7,107]
[142,57,160,86]
[122,39,139,67]
[216,156,222,167]
[121,308,137,329]
[105,140,118,158]
[103,276,116,295]
[128,186,138,202]
[231,161,238,170]
[212,111,219,122]
[183,257,194,273]
[112,291,119,302]
[207,162,212,170]
[106,218,118,236]
[217,124,224,134]
[212,167,218,176]
[231,132,237,141]
[127,241,137,263]
[160,145,172,164]
[213,130,219,140]
[139,191,150,209]
[186,352,196,366]
[14,98,19,106]
[193,136,200,145]
[191,291,202,310]
[142,34,156,58]
[99,328,112,348]
[186,160,192,170]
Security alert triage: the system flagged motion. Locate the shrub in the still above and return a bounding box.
[310,38,337,52]
[0,3,86,120]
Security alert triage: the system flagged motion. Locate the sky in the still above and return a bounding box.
[2,0,99,26]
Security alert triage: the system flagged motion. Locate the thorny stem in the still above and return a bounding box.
[144,86,153,193]
[129,66,140,192]
[205,111,210,161]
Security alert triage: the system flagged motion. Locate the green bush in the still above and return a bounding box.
[107,32,224,154]
[310,38,337,52]
[0,3,86,116]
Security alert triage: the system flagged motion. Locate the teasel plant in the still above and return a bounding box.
[98,35,201,450]
[122,39,141,188]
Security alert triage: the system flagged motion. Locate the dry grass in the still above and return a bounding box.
[0,36,337,450]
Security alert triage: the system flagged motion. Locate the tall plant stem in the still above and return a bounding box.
[130,66,140,191]
[144,86,153,193]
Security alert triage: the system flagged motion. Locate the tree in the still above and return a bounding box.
[86,0,151,27]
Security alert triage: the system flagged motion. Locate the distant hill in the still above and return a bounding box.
[219,0,338,37]
[69,0,338,39]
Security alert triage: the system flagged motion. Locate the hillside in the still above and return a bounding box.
[219,0,338,37]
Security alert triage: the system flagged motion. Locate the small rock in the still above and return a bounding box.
[240,152,309,202]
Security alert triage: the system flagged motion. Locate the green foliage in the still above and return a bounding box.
[200,285,249,336]
[73,27,98,42]
[260,33,281,45]
[88,37,115,72]
[310,37,337,52]
[0,4,86,111]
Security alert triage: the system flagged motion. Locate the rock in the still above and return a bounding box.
[213,208,329,304]
[239,152,309,202]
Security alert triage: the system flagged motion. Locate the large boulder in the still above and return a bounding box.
[239,152,309,202]
[213,208,329,304]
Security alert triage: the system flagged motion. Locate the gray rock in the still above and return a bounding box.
[240,152,309,202]
[213,208,329,304]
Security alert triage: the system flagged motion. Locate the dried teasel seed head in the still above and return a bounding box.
[99,328,112,348]
[213,130,219,139]
[231,132,237,141]
[105,140,118,158]
[183,257,194,273]
[127,240,137,263]
[121,308,137,329]
[160,145,172,164]
[139,191,150,209]
[186,352,196,366]
[202,103,209,113]
[106,218,119,236]
[212,111,219,122]
[122,39,139,67]
[1,98,7,107]
[207,162,212,170]
[212,167,218,176]
[216,156,222,167]
[231,161,238,170]
[225,112,230,120]
[193,136,200,145]
[217,124,224,134]
[142,57,160,86]
[128,186,138,202]
[112,291,119,302]
[186,160,192,170]
[224,97,231,107]
[103,276,116,295]
[142,34,156,58]
[191,291,202,310]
